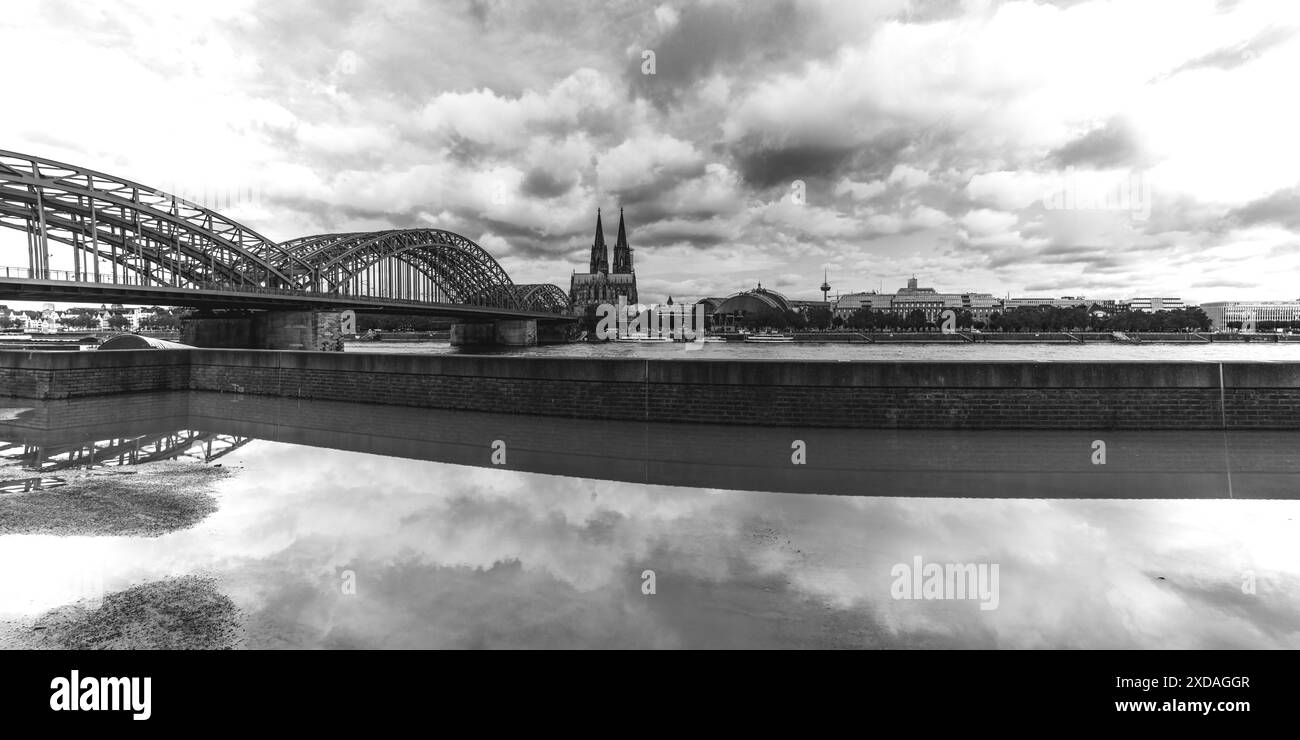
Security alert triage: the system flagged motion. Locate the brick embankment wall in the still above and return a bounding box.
[0,350,191,400]
[4,349,1300,430]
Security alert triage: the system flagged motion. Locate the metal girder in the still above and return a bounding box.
[11,431,253,471]
[272,229,525,309]
[0,150,313,288]
[0,150,570,314]
[513,284,572,314]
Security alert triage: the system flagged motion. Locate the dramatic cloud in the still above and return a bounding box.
[1048,118,1147,169]
[1229,184,1300,231]
[4,0,1300,302]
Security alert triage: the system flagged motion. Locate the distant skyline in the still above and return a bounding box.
[4,0,1300,310]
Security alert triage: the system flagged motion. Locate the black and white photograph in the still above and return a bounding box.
[0,0,1295,723]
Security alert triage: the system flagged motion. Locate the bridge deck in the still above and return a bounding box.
[0,276,572,321]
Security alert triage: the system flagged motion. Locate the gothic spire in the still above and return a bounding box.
[589,208,609,274]
[613,207,633,274]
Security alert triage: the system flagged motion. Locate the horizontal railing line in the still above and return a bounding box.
[0,265,563,314]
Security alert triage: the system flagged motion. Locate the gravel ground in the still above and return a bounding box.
[0,461,225,536]
[0,576,243,649]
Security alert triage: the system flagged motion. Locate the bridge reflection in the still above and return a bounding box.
[0,419,249,499]
[2,429,251,472]
[0,392,1295,499]
[0,475,67,494]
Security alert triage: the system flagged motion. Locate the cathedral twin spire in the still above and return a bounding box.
[589,209,608,274]
[613,208,632,274]
[589,208,633,275]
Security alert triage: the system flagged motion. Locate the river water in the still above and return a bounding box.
[345,339,1300,362]
[1,392,1297,649]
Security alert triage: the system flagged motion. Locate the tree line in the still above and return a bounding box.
[986,305,1211,332]
[0,305,190,331]
[720,304,1213,333]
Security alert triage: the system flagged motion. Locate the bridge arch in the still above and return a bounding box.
[0,149,303,288]
[0,150,570,314]
[275,229,522,308]
[513,284,571,313]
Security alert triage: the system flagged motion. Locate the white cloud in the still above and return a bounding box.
[834,177,887,201]
[960,208,1019,236]
[418,68,619,151]
[966,170,1055,210]
[888,164,929,188]
[595,132,703,194]
[907,205,950,229]
[654,4,679,30]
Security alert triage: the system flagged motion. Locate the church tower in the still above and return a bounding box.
[589,209,609,274]
[613,208,633,274]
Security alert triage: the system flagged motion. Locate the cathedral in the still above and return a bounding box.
[569,208,638,313]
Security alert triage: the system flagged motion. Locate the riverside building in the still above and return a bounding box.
[833,277,998,324]
[1201,300,1300,330]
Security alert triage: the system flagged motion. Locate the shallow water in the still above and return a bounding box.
[1,393,1297,648]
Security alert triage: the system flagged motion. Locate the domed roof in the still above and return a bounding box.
[714,284,792,315]
[98,335,193,350]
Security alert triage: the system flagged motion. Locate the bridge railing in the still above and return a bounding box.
[2,265,180,288]
[0,265,569,315]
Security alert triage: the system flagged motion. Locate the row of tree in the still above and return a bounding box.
[825,305,1213,333]
[987,305,1211,332]
[718,304,1215,333]
[0,305,191,331]
[57,313,130,330]
[838,308,960,332]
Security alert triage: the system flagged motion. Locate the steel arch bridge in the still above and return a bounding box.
[0,150,569,315]
[511,284,572,314]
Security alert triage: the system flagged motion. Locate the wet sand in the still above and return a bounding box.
[0,462,225,537]
[0,576,243,649]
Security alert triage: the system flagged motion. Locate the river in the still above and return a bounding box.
[1,392,1297,649]
[346,339,1300,362]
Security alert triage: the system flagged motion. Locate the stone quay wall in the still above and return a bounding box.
[2,348,1298,429]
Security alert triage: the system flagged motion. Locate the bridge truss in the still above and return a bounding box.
[0,150,569,314]
[1,430,253,472]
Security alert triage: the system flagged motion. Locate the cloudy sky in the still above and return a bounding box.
[4,0,1300,305]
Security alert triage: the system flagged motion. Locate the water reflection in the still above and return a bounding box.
[2,392,1297,499]
[0,476,66,494]
[1,392,1298,648]
[4,431,251,472]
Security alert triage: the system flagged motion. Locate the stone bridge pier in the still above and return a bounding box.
[448,320,577,346]
[450,319,537,347]
[182,310,347,351]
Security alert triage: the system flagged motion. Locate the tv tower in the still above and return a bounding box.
[819,269,831,303]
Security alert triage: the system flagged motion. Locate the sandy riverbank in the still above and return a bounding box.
[0,576,243,649]
[0,461,226,537]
